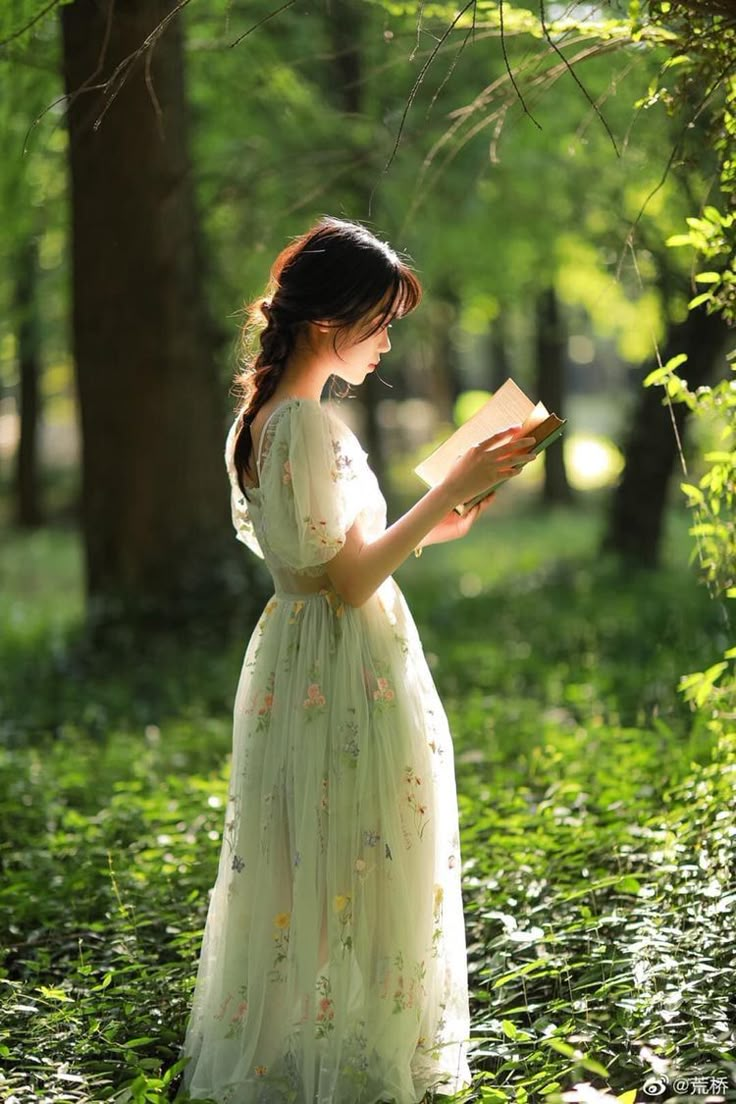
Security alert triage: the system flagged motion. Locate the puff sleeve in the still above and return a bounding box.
[224,417,265,560]
[260,399,363,574]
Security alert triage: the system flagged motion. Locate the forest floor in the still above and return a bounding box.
[1,495,733,1103]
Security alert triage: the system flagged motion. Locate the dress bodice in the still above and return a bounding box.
[224,398,387,597]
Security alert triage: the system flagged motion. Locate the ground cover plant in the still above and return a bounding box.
[0,500,733,1103]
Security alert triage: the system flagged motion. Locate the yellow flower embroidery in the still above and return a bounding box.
[288,599,305,624]
[274,911,290,929]
[333,894,350,913]
[255,1065,267,1076]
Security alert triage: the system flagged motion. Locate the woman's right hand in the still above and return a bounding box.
[440,425,537,506]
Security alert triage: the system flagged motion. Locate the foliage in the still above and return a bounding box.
[0,508,731,1102]
[636,5,736,749]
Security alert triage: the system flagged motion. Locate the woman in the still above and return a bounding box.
[177,216,536,1104]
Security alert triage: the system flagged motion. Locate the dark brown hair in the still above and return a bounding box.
[230,215,423,501]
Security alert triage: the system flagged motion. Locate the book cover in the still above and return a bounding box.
[413,378,567,517]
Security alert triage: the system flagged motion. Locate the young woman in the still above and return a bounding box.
[177,216,536,1104]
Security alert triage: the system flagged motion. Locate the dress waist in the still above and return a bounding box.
[272,588,337,601]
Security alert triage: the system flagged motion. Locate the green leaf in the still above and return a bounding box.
[643,365,670,387]
[688,291,714,310]
[666,233,693,247]
[694,271,721,283]
[546,1038,576,1057]
[680,483,704,504]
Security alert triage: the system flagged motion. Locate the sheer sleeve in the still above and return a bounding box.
[224,417,265,560]
[259,399,363,574]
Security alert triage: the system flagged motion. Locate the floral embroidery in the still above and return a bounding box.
[373,676,395,704]
[231,854,245,873]
[362,829,380,847]
[404,765,429,840]
[255,1065,267,1076]
[319,587,345,617]
[333,893,353,953]
[315,974,335,1037]
[302,662,327,721]
[389,952,427,1014]
[223,984,249,1039]
[340,710,360,768]
[269,911,290,982]
[287,599,305,624]
[282,459,292,484]
[364,659,398,714]
[320,776,329,811]
[305,516,344,552]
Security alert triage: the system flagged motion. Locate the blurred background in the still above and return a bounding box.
[0,2,734,1102]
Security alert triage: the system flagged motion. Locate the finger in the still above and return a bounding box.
[489,435,536,456]
[484,424,523,446]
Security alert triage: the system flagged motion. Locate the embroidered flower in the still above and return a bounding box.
[333,894,350,913]
[274,911,290,929]
[288,599,305,624]
[231,854,245,873]
[354,858,366,873]
[372,676,395,702]
[282,459,292,484]
[255,1065,267,1076]
[363,829,380,847]
[303,682,326,710]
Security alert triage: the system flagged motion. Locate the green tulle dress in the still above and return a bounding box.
[178,397,472,1104]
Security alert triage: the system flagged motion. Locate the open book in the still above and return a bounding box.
[413,378,566,517]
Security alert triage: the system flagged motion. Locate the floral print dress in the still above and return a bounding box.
[177,397,472,1104]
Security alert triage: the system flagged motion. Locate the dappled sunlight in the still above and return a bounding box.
[565,433,624,490]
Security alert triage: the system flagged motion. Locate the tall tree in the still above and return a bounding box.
[601,306,727,566]
[535,287,573,505]
[60,0,235,638]
[12,235,42,527]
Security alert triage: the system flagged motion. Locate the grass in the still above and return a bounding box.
[0,493,734,1103]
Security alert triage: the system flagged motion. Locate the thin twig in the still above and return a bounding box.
[0,0,61,48]
[539,0,619,156]
[228,0,298,48]
[500,0,542,129]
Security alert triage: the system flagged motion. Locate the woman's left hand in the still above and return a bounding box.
[419,491,496,550]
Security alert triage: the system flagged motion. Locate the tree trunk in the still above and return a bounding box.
[601,306,727,566]
[324,0,391,477]
[489,314,511,392]
[535,287,573,504]
[60,0,236,641]
[13,235,42,528]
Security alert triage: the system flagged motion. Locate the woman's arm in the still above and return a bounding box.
[326,425,536,608]
[326,481,455,609]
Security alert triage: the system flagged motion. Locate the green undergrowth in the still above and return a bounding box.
[0,504,733,1103]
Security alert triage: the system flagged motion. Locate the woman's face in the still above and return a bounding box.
[327,308,394,385]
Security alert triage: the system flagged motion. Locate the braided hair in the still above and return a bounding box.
[231,216,422,502]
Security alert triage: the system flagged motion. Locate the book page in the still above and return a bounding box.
[415,379,546,487]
